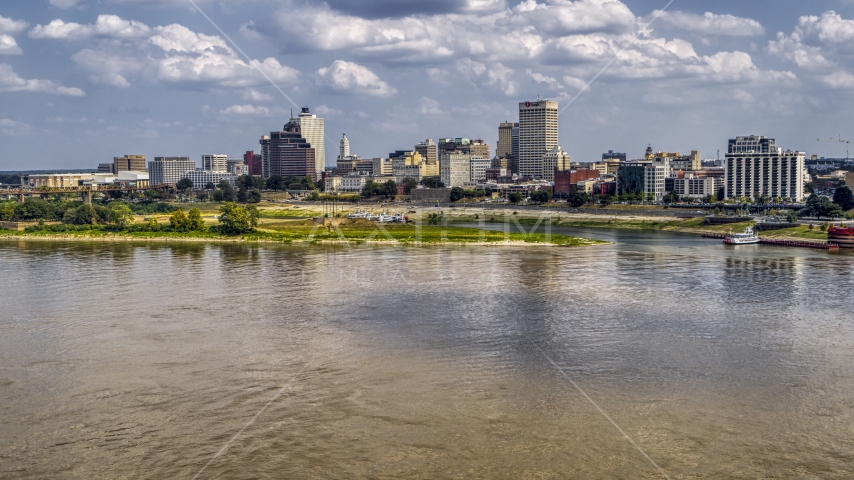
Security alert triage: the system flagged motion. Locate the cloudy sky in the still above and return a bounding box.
[2,0,854,171]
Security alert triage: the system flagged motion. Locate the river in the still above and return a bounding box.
[1,230,853,478]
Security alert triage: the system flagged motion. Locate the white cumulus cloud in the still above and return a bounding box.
[220,105,271,115]
[242,88,273,102]
[426,67,450,86]
[0,63,85,96]
[510,0,636,35]
[30,15,152,40]
[418,97,444,116]
[652,11,765,37]
[526,69,562,89]
[797,11,854,44]
[0,15,29,35]
[456,58,517,95]
[768,11,854,72]
[767,31,832,70]
[28,16,301,90]
[0,35,22,55]
[316,60,396,97]
[314,105,343,116]
[90,73,131,88]
[243,0,789,98]
[822,71,854,89]
[0,118,33,136]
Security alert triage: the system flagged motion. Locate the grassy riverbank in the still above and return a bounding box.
[4,199,836,246]
[420,205,837,243]
[0,219,604,247]
[498,216,833,241]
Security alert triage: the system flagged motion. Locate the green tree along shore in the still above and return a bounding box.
[1,197,176,224]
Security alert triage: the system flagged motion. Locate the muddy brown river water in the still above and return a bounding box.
[2,230,854,478]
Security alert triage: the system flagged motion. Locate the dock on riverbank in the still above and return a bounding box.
[701,232,840,251]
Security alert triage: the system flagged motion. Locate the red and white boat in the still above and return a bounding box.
[828,227,854,248]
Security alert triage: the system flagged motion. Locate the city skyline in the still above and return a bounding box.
[2,1,854,169]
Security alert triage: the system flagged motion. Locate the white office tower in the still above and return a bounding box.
[724,135,805,201]
[518,99,558,179]
[339,133,350,160]
[202,154,228,173]
[470,157,491,183]
[542,145,570,181]
[148,157,196,186]
[296,107,325,178]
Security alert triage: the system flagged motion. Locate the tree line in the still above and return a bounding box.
[0,197,177,224]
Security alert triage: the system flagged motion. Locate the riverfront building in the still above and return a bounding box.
[666,175,723,199]
[244,151,262,176]
[296,108,325,178]
[114,155,146,174]
[390,150,439,182]
[542,145,571,182]
[202,154,228,173]
[668,151,702,171]
[415,139,438,165]
[602,151,626,163]
[441,152,474,187]
[181,170,237,189]
[338,133,350,160]
[724,135,805,201]
[553,168,600,196]
[518,100,558,179]
[149,157,196,185]
[470,157,492,183]
[497,122,516,159]
[260,120,316,179]
[469,140,490,159]
[616,162,667,201]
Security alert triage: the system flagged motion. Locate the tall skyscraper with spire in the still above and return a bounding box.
[339,133,350,160]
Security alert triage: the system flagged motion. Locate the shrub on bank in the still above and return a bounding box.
[25,223,103,233]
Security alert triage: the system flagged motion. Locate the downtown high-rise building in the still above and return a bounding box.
[518,100,558,179]
[244,151,262,176]
[724,135,804,201]
[338,133,350,160]
[148,157,196,186]
[440,152,473,188]
[497,122,516,158]
[415,139,438,165]
[295,107,324,177]
[260,120,316,179]
[542,145,571,181]
[202,154,228,172]
[469,139,490,159]
[113,155,147,173]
